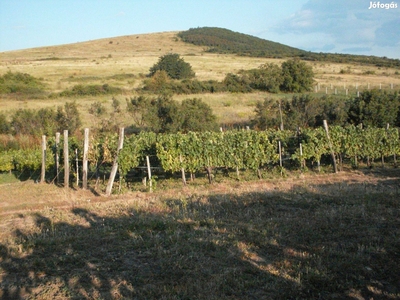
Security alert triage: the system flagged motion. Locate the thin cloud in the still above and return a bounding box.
[275,0,399,51]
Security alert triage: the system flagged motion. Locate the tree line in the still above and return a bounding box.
[253,89,400,130]
[143,54,314,94]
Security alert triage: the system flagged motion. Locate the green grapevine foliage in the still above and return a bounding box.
[2,126,400,184]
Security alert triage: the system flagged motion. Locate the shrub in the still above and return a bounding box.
[59,84,121,97]
[280,59,314,93]
[243,63,283,93]
[149,53,195,80]
[0,71,46,97]
[179,98,218,132]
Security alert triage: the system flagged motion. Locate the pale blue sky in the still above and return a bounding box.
[0,0,399,58]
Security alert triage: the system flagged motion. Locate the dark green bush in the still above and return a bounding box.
[149,53,195,80]
[9,102,81,136]
[0,71,46,97]
[59,84,121,97]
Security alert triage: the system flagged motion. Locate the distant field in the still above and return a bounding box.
[1,31,400,127]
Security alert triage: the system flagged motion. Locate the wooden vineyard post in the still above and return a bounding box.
[75,149,79,187]
[146,156,152,192]
[55,132,60,184]
[180,154,186,186]
[41,135,46,183]
[64,130,69,188]
[82,128,89,190]
[278,140,283,176]
[278,100,284,131]
[106,127,124,196]
[323,120,338,173]
[300,143,305,169]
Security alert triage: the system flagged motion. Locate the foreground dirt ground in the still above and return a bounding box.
[1,169,399,299]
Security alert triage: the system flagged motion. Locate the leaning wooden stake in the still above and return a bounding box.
[105,127,124,196]
[146,156,152,192]
[82,128,89,189]
[64,130,69,188]
[323,120,338,173]
[41,135,46,183]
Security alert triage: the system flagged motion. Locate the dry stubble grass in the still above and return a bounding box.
[0,170,399,299]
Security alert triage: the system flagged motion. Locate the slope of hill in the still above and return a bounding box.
[178,27,306,58]
[178,27,400,68]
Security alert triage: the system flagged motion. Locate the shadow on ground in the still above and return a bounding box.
[0,175,399,299]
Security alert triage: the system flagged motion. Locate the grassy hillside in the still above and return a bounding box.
[0,30,400,129]
[178,27,306,58]
[178,27,400,68]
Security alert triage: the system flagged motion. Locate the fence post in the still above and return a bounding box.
[64,130,69,188]
[75,149,79,187]
[82,128,89,189]
[300,143,305,169]
[106,127,124,196]
[323,120,338,173]
[41,135,46,183]
[55,132,60,184]
[180,154,186,186]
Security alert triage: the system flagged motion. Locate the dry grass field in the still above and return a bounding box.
[1,31,400,299]
[1,31,400,127]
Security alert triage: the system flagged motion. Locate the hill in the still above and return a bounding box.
[178,27,306,58]
[178,27,400,68]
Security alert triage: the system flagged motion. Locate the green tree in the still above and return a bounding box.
[245,63,283,93]
[56,101,82,133]
[284,94,322,129]
[127,95,156,128]
[127,95,180,133]
[143,70,171,93]
[11,109,40,135]
[88,101,107,117]
[149,53,195,80]
[280,59,314,93]
[222,73,252,93]
[251,98,282,130]
[348,89,399,127]
[179,98,218,132]
[0,113,10,134]
[315,95,349,126]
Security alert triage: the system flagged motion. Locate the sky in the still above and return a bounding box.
[0,0,399,59]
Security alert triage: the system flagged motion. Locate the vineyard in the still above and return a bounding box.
[1,124,400,192]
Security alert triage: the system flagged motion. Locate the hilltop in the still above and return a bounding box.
[178,27,306,58]
[178,27,400,68]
